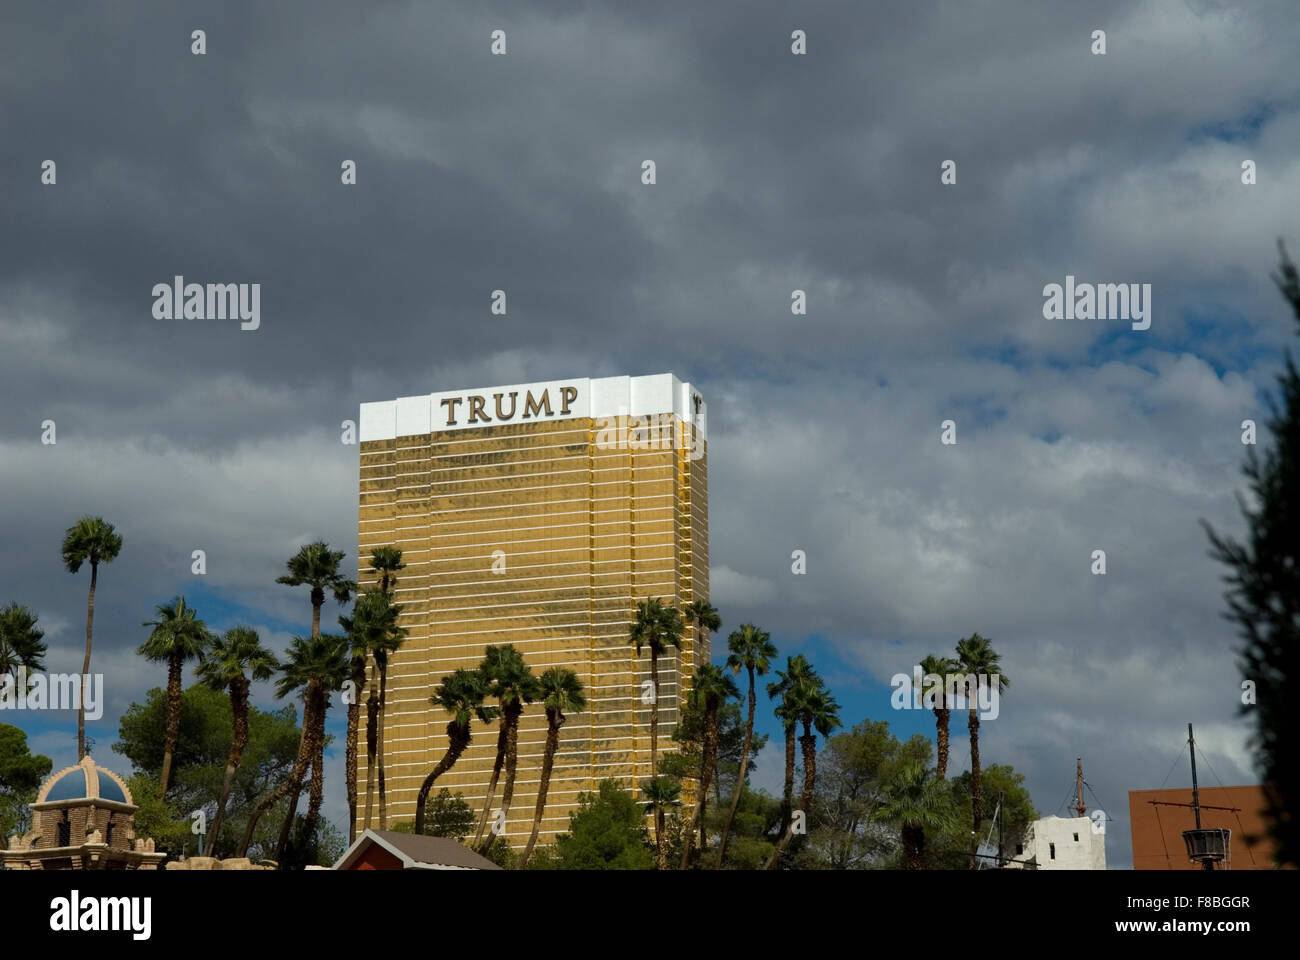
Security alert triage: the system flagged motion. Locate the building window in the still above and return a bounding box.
[1073,832,1079,841]
[106,821,114,846]
[1049,843,1056,860]
[1015,843,1023,855]
[57,815,71,847]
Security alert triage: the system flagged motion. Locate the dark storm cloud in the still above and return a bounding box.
[2,0,1299,863]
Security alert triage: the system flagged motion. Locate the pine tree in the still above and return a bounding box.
[1203,240,1300,867]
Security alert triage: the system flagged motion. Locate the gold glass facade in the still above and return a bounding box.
[356,376,707,845]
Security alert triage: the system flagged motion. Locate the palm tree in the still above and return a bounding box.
[61,515,122,759]
[139,596,210,797]
[339,590,403,842]
[367,545,405,829]
[766,654,815,835]
[955,632,1009,869]
[628,598,684,778]
[716,623,776,867]
[0,602,48,685]
[517,668,586,869]
[641,776,682,870]
[872,760,957,869]
[683,600,721,666]
[195,626,277,851]
[280,633,349,859]
[275,542,356,837]
[277,541,357,639]
[920,654,958,779]
[680,664,739,868]
[764,672,841,869]
[237,633,348,861]
[472,645,541,852]
[414,669,497,835]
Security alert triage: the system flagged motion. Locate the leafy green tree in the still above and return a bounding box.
[61,515,122,759]
[796,720,931,870]
[139,596,210,797]
[929,764,1039,869]
[527,779,653,870]
[1203,242,1300,867]
[114,684,304,858]
[278,813,347,869]
[390,789,475,839]
[0,723,52,838]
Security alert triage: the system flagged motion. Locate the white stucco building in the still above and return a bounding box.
[1004,815,1106,870]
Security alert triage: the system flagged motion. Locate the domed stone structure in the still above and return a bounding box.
[1,755,166,870]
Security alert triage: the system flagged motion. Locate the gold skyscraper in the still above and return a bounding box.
[356,374,708,844]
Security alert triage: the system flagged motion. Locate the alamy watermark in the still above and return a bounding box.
[151,276,260,330]
[0,668,104,719]
[890,665,1001,720]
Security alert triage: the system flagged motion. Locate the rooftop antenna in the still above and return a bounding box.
[1068,758,1088,819]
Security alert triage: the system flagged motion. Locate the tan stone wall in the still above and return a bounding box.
[356,415,707,845]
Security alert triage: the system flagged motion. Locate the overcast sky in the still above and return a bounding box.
[3,0,1298,868]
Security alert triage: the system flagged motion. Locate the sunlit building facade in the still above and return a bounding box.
[356,374,708,843]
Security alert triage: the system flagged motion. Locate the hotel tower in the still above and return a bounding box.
[356,374,708,844]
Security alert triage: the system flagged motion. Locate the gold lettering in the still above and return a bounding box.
[560,385,578,414]
[439,397,463,426]
[523,390,552,418]
[495,391,518,420]
[467,395,490,423]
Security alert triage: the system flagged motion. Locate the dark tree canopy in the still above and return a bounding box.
[1204,242,1300,867]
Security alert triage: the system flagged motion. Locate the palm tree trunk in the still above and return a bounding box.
[377,662,389,828]
[517,713,563,869]
[717,669,756,866]
[208,678,248,852]
[473,721,509,849]
[238,695,316,859]
[158,652,183,797]
[780,725,795,830]
[935,706,950,779]
[655,808,666,869]
[765,730,817,869]
[346,660,365,844]
[903,824,924,870]
[649,648,659,778]
[274,690,318,860]
[969,706,981,870]
[78,561,97,760]
[311,599,321,639]
[414,727,469,834]
[496,706,523,839]
[680,704,717,868]
[300,713,325,850]
[363,665,378,830]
